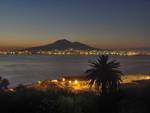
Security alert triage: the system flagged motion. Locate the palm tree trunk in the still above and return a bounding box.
[102,82,106,95]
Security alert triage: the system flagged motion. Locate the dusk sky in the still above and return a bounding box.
[0,0,150,49]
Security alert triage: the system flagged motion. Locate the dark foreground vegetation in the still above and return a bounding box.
[0,84,150,113]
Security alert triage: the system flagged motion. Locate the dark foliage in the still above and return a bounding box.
[86,55,123,94]
[0,76,10,90]
[0,85,122,113]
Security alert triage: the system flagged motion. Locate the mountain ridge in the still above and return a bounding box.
[27,39,98,51]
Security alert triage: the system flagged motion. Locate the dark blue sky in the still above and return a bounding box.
[0,0,150,49]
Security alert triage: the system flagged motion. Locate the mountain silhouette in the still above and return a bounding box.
[27,39,97,51]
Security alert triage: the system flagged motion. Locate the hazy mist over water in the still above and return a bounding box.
[0,55,150,86]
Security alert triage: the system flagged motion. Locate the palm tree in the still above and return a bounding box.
[86,55,123,94]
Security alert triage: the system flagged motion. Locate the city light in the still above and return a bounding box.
[69,80,72,84]
[9,88,15,92]
[74,80,78,84]
[38,81,42,84]
[51,80,58,82]
[62,78,65,82]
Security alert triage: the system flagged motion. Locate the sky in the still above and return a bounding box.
[0,0,150,49]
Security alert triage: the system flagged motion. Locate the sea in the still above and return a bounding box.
[0,55,150,86]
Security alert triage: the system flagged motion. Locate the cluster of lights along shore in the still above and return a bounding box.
[0,48,150,56]
[33,75,150,92]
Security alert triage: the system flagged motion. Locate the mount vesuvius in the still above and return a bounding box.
[27,39,98,51]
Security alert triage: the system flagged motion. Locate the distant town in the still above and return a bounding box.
[0,49,150,56]
[0,39,150,56]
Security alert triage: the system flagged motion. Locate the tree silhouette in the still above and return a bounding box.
[0,77,10,90]
[86,55,123,94]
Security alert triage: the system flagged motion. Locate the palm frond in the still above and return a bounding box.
[85,55,123,93]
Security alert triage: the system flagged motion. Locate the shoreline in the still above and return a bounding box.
[8,74,150,92]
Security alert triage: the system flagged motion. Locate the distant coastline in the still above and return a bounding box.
[0,49,150,56]
[0,39,150,56]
